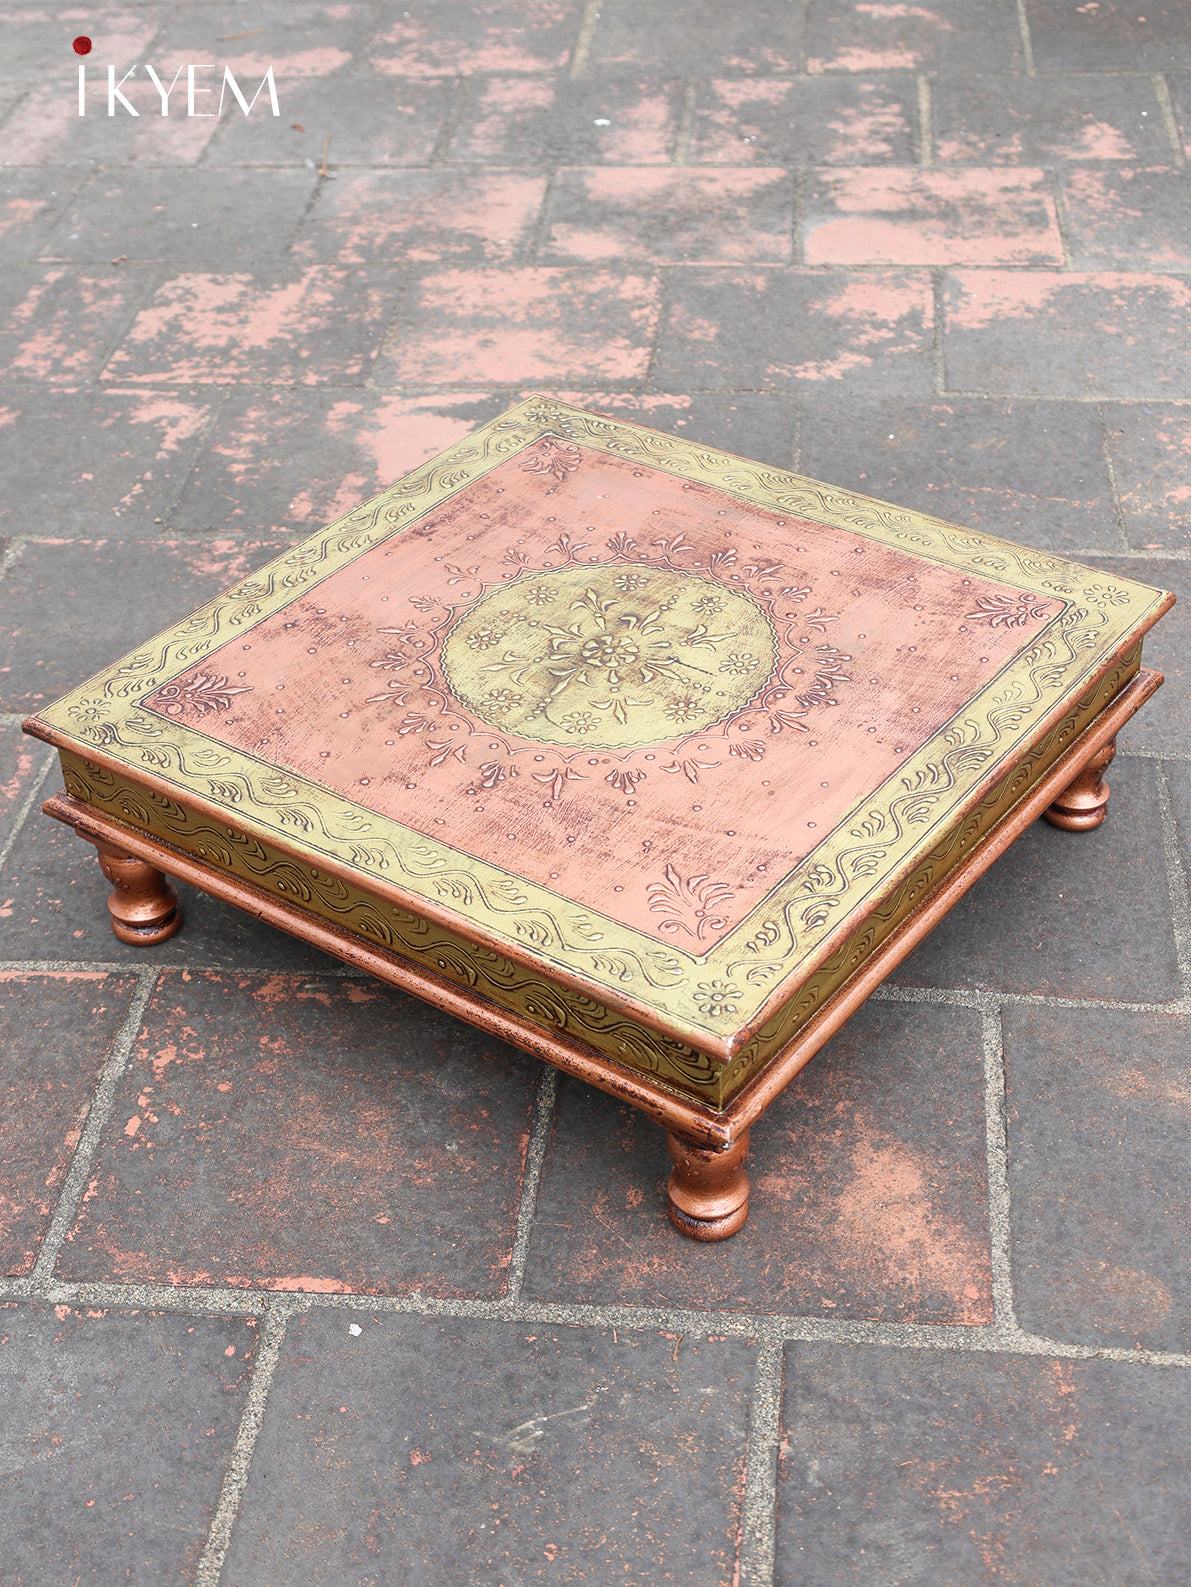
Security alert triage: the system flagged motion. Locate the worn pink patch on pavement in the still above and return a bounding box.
[804,168,1064,266]
[382,267,662,384]
[101,268,394,385]
[292,171,548,265]
[543,167,794,263]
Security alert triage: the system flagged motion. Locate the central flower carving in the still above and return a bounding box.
[579,633,640,670]
[440,562,777,749]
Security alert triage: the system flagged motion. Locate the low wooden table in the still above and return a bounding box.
[24,398,1173,1239]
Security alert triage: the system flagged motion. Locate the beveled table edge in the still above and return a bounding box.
[37,666,1161,1144]
[23,396,1176,1052]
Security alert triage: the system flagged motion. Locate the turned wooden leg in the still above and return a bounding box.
[92,839,182,945]
[666,1129,750,1241]
[1044,737,1116,832]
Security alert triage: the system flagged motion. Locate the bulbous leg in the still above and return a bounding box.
[1044,738,1116,832]
[666,1128,750,1241]
[94,840,182,945]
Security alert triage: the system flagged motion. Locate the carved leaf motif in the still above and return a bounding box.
[606,768,647,794]
[153,673,253,719]
[521,438,582,480]
[646,864,735,940]
[661,757,720,784]
[426,740,466,768]
[965,594,1053,628]
[531,765,589,803]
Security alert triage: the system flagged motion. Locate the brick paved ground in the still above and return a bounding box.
[2,3,1190,1583]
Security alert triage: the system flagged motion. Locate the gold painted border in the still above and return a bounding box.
[32,397,1173,1051]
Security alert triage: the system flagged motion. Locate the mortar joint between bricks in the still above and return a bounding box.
[92,263,170,385]
[0,750,54,880]
[1048,171,1076,271]
[672,81,698,166]
[737,1336,783,1587]
[504,1065,558,1302]
[916,74,934,167]
[5,1279,1191,1369]
[194,1301,292,1587]
[569,0,601,79]
[430,75,470,165]
[1016,0,1037,75]
[1155,763,1191,998]
[1154,74,1187,166]
[930,268,946,397]
[642,269,674,390]
[27,968,159,1285]
[791,167,806,268]
[980,1005,1018,1334]
[1096,401,1132,553]
[524,168,558,266]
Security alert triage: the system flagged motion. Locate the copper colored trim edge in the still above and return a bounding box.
[43,789,733,1145]
[41,666,1160,1149]
[720,665,1163,1131]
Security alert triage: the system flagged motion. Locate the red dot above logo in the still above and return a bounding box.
[72,36,92,55]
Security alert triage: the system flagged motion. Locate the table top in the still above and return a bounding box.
[31,397,1173,1097]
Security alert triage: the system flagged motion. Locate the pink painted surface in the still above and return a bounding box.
[544,168,794,263]
[102,267,391,385]
[1,270,144,382]
[373,2,579,76]
[384,268,662,384]
[143,441,1061,947]
[805,169,1064,267]
[1,78,221,165]
[292,171,548,266]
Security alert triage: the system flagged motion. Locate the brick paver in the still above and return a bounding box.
[1,2,1189,1583]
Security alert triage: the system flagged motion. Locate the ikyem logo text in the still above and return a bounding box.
[72,36,281,118]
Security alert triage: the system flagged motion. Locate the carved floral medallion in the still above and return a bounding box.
[440,562,777,749]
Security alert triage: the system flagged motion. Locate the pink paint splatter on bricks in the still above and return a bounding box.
[293,172,547,266]
[0,80,219,164]
[0,197,46,239]
[823,92,915,163]
[594,92,678,165]
[1052,1259,1174,1336]
[779,271,933,380]
[935,127,1025,164]
[1065,170,1191,267]
[4,270,138,381]
[1057,122,1138,161]
[450,76,556,158]
[0,743,36,810]
[389,268,662,384]
[124,395,210,454]
[287,475,371,526]
[177,539,290,586]
[546,169,794,264]
[103,268,389,384]
[326,394,498,485]
[807,45,919,72]
[223,45,350,78]
[794,1123,989,1322]
[946,269,1191,331]
[375,4,575,76]
[804,169,1063,267]
[694,80,787,162]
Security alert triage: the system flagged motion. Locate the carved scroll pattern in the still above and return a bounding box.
[59,752,725,1105]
